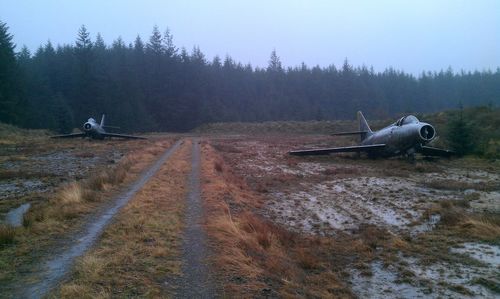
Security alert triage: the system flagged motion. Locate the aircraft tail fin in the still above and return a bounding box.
[357,111,373,142]
[100,114,105,127]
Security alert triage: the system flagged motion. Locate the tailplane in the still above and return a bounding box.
[357,111,373,142]
[100,114,105,127]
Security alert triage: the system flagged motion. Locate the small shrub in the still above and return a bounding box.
[483,139,500,159]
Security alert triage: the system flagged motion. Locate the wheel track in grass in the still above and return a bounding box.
[173,138,216,298]
[8,140,182,299]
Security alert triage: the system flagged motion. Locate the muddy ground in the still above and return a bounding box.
[0,136,158,222]
[1,131,498,298]
[210,135,500,298]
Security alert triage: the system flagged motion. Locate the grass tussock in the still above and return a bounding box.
[53,140,188,298]
[202,143,354,298]
[57,182,86,204]
[423,179,499,192]
[423,200,500,243]
[0,225,16,245]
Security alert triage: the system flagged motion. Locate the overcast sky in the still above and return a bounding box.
[1,0,498,75]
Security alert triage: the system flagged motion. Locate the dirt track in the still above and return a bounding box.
[174,139,216,297]
[6,140,182,298]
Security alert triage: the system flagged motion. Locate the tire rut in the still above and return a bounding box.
[12,140,182,299]
[174,138,216,298]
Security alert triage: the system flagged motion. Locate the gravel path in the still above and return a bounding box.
[9,140,182,298]
[174,138,216,298]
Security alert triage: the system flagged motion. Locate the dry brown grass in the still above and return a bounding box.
[53,139,190,298]
[422,179,500,192]
[0,225,16,245]
[57,182,86,204]
[201,143,355,298]
[22,140,172,227]
[205,136,500,297]
[0,138,175,291]
[423,200,500,242]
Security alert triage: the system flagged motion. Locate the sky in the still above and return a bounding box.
[1,0,499,75]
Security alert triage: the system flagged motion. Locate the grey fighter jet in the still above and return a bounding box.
[289,111,453,158]
[51,115,146,140]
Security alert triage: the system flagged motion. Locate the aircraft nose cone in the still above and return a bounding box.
[83,123,92,131]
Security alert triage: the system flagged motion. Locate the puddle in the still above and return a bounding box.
[266,170,499,236]
[266,177,436,234]
[406,255,499,298]
[351,254,499,299]
[4,203,31,227]
[350,261,430,298]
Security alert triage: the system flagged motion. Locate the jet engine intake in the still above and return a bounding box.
[83,122,92,131]
[419,124,435,141]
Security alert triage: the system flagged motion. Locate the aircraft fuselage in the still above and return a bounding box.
[50,114,146,140]
[288,112,451,158]
[362,119,435,157]
[82,118,106,139]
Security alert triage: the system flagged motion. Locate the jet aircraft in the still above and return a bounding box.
[289,111,453,159]
[51,115,146,140]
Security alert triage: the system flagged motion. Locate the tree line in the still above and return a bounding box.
[1,22,499,133]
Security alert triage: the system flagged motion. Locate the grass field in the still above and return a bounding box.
[1,116,498,297]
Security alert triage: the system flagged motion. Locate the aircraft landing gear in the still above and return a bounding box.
[405,148,416,163]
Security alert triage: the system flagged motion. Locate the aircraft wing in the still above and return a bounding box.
[331,131,368,136]
[289,144,386,156]
[102,132,147,139]
[50,133,86,139]
[418,146,455,157]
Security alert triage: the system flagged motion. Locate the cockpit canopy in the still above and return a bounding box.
[88,118,96,123]
[395,115,419,126]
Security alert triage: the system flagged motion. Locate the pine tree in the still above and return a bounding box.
[267,49,282,72]
[76,25,92,50]
[94,33,106,51]
[0,21,21,124]
[163,28,177,57]
[73,25,95,121]
[134,35,144,53]
[147,26,163,55]
[447,105,476,155]
[53,93,74,133]
[17,45,31,64]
